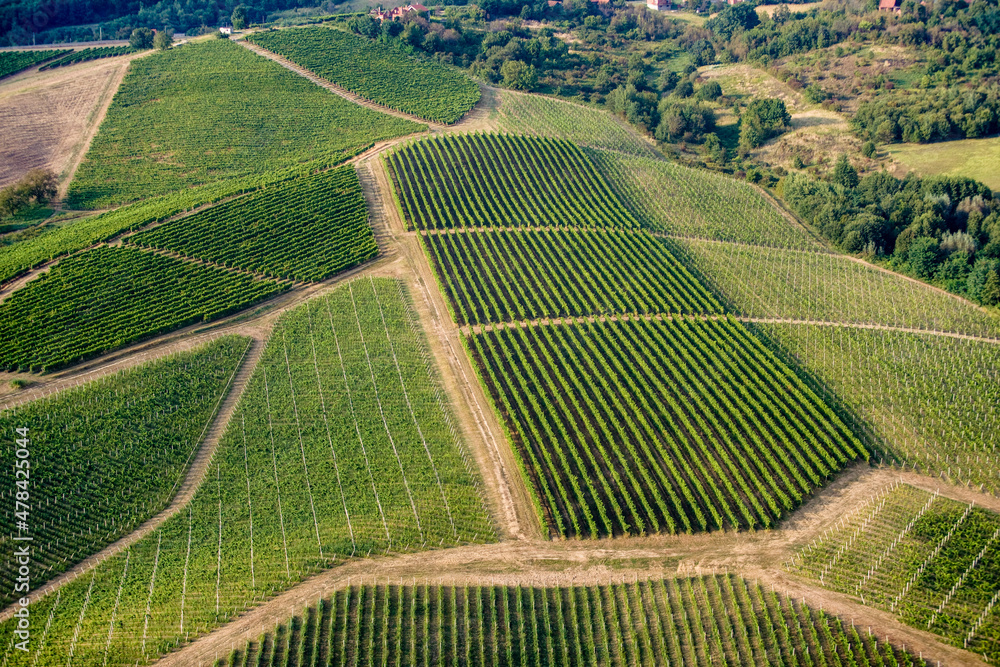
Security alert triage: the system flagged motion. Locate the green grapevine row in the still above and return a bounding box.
[683,239,1000,339]
[0,49,69,78]
[66,39,422,209]
[0,246,287,372]
[130,167,376,282]
[247,27,480,124]
[217,575,927,667]
[386,133,640,230]
[423,228,720,325]
[591,149,822,250]
[0,278,493,666]
[38,46,137,70]
[0,336,250,608]
[755,323,1000,492]
[494,89,660,159]
[792,483,1000,663]
[466,316,863,538]
[0,158,349,285]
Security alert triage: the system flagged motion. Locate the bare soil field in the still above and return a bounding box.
[0,54,132,191]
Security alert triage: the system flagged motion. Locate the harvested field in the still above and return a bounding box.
[0,54,130,190]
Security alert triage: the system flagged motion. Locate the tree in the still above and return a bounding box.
[832,155,859,188]
[862,141,877,158]
[983,270,1000,306]
[0,169,58,218]
[349,14,380,39]
[129,27,154,49]
[739,98,790,149]
[153,29,173,50]
[231,5,248,30]
[705,2,759,40]
[697,80,722,101]
[500,60,537,91]
[908,237,941,278]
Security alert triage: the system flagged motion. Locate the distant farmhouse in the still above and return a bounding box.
[219,26,232,34]
[372,4,428,20]
[879,0,903,11]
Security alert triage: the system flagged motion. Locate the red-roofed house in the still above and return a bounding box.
[879,0,903,11]
[372,4,429,20]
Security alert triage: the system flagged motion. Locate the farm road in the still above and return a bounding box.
[155,464,989,667]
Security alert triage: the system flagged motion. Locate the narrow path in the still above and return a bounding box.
[458,311,1000,344]
[153,466,989,667]
[0,337,265,624]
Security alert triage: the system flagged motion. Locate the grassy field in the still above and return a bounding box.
[66,39,422,209]
[0,278,493,666]
[889,137,1000,193]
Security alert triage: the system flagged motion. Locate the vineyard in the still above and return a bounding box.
[38,46,137,70]
[592,150,821,250]
[0,247,286,372]
[216,575,927,667]
[0,336,250,607]
[466,317,863,538]
[0,278,493,666]
[680,239,1000,339]
[0,159,342,285]
[0,50,69,78]
[386,134,639,230]
[66,38,422,209]
[493,90,659,159]
[424,228,719,325]
[130,167,376,282]
[791,483,1000,662]
[755,323,1000,493]
[247,27,480,124]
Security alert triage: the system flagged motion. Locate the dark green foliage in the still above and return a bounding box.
[862,140,877,158]
[697,80,723,101]
[128,26,153,48]
[0,169,56,218]
[469,317,863,538]
[231,3,247,29]
[248,27,480,124]
[831,155,859,189]
[129,167,377,282]
[656,98,716,143]
[706,2,760,41]
[783,171,1000,302]
[852,84,1000,144]
[0,336,250,607]
[739,98,790,149]
[0,246,287,372]
[153,28,172,49]
[217,576,928,667]
[66,39,420,208]
[0,49,69,78]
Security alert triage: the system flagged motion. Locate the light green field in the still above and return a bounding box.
[889,136,1000,192]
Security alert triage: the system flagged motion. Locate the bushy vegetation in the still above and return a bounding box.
[0,246,286,372]
[216,576,927,667]
[0,279,493,665]
[793,483,1000,662]
[468,317,862,538]
[757,323,1000,492]
[130,167,376,282]
[388,134,638,231]
[66,39,421,209]
[0,168,56,219]
[0,49,68,77]
[852,84,1000,145]
[0,336,250,607]
[425,228,719,325]
[783,169,1000,306]
[248,27,480,124]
